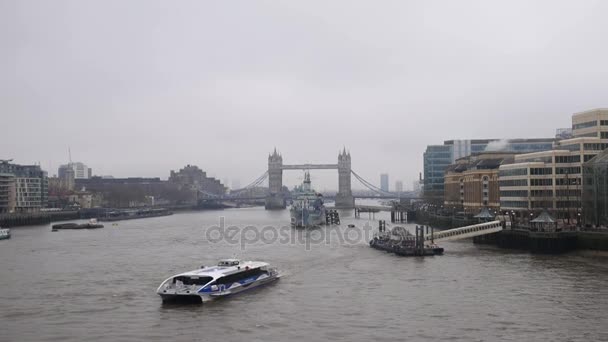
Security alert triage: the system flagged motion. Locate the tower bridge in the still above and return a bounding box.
[266,148,354,209]
[198,148,414,210]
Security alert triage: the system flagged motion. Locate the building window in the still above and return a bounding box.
[499,168,528,177]
[530,179,553,186]
[500,190,528,197]
[555,155,580,163]
[530,167,553,175]
[584,143,608,151]
[573,121,598,129]
[499,179,528,187]
[556,178,580,186]
[500,201,528,209]
[530,189,553,197]
[555,167,581,175]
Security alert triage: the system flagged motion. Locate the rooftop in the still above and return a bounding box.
[572,108,608,117]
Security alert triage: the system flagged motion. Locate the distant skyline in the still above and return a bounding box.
[3,1,607,189]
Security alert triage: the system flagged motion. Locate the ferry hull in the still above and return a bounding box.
[290,208,326,228]
[0,229,11,240]
[159,274,280,303]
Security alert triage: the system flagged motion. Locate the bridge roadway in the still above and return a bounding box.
[204,195,422,201]
[280,164,339,170]
[354,205,392,212]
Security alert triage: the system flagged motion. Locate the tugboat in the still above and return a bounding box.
[290,171,326,228]
[0,228,10,240]
[157,259,280,303]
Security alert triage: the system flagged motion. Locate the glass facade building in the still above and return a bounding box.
[423,139,556,199]
[583,149,608,227]
[380,174,389,192]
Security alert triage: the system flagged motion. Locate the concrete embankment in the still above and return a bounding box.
[0,211,81,227]
[0,204,243,228]
[576,231,608,251]
[473,230,608,252]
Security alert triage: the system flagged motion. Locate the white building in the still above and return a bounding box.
[58,162,91,180]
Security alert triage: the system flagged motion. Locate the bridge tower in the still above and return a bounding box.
[335,148,355,209]
[265,148,286,209]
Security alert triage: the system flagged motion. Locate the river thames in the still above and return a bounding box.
[1,207,607,342]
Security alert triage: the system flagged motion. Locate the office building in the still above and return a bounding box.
[583,148,608,227]
[58,162,91,180]
[572,108,608,139]
[424,138,555,200]
[0,160,48,213]
[498,137,607,219]
[380,174,389,192]
[0,173,16,213]
[444,152,515,213]
[59,166,75,191]
[395,180,403,193]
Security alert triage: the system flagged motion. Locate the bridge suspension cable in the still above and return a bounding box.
[229,171,268,194]
[198,171,269,199]
[350,170,396,197]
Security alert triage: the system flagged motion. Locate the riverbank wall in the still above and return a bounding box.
[414,210,608,253]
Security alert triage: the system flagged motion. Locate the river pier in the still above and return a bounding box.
[474,228,608,253]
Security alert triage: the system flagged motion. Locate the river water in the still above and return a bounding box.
[1,207,607,342]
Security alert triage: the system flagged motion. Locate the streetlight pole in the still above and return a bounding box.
[566,171,570,225]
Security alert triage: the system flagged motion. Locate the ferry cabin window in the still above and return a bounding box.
[218,260,239,266]
[213,268,265,285]
[173,276,213,286]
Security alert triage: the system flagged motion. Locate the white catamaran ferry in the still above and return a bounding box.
[157,259,280,303]
[0,228,10,240]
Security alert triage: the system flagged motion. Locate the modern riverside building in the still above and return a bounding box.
[444,152,515,213]
[572,108,608,139]
[0,161,48,213]
[498,138,608,220]
[0,173,16,213]
[583,148,608,227]
[423,144,453,199]
[424,138,556,200]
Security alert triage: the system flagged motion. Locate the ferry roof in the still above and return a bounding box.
[176,261,269,278]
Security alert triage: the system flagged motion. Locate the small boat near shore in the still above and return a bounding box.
[157,259,280,303]
[52,219,104,231]
[369,225,443,257]
[0,228,10,240]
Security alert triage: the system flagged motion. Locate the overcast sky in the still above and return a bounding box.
[2,0,607,190]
